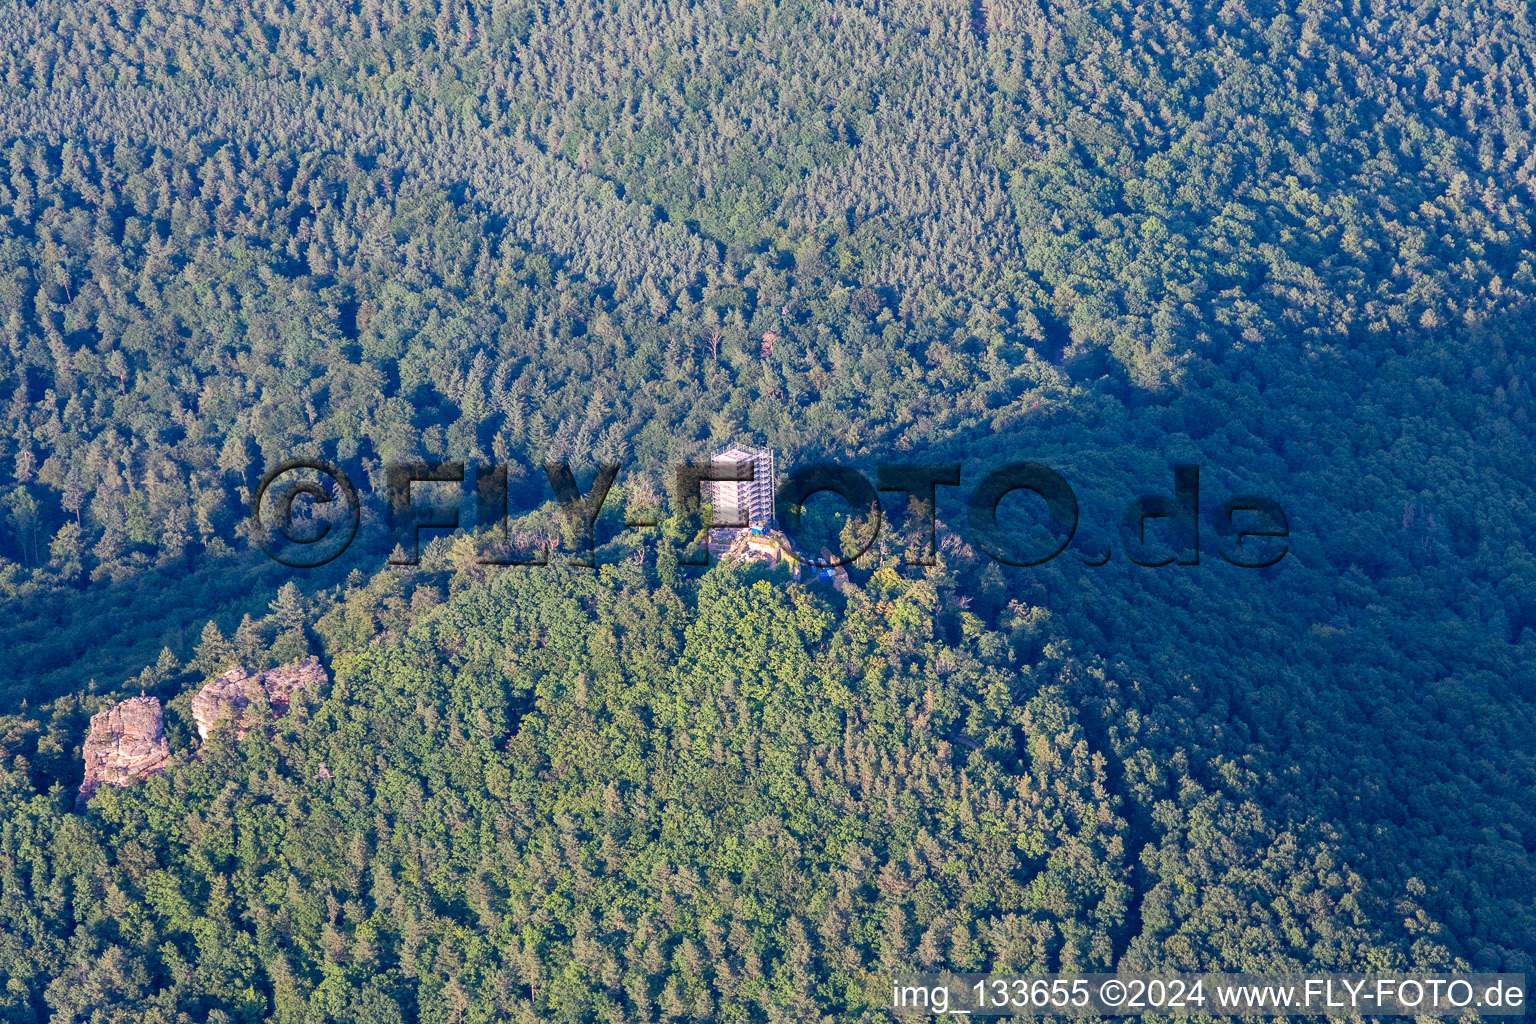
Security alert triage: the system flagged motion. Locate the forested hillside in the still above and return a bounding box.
[0,0,1533,1019]
[0,565,1451,1020]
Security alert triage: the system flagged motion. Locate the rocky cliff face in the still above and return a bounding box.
[77,696,170,809]
[191,656,326,742]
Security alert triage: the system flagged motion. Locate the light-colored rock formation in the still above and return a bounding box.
[77,696,170,809]
[191,656,326,742]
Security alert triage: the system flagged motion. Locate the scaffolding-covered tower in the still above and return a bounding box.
[709,444,776,529]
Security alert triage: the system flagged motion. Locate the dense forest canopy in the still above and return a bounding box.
[0,0,1533,1020]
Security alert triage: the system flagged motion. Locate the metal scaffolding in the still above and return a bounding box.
[709,444,776,529]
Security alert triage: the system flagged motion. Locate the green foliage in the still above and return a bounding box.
[0,0,1532,1017]
[0,567,1424,1021]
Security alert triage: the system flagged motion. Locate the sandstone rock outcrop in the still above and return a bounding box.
[77,696,170,809]
[191,656,326,742]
